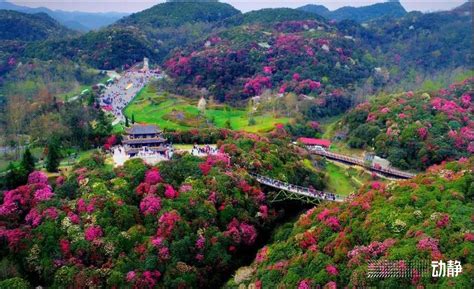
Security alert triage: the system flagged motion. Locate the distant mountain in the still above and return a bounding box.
[299,1,407,22]
[450,1,472,15]
[26,1,242,69]
[0,10,75,41]
[116,1,240,27]
[224,8,324,26]
[0,0,128,31]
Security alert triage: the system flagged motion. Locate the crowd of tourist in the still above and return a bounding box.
[190,144,219,156]
[100,69,159,124]
[253,174,343,202]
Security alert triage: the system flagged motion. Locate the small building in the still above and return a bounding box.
[373,156,390,169]
[197,97,207,112]
[364,152,390,169]
[298,138,332,149]
[122,124,167,157]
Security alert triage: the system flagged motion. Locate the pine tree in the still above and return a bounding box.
[131,114,135,124]
[21,148,35,174]
[5,162,28,189]
[225,119,232,129]
[46,140,61,172]
[125,115,129,127]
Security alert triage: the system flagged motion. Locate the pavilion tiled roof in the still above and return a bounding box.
[126,124,160,135]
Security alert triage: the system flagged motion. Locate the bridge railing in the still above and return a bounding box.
[308,148,414,179]
[249,173,345,202]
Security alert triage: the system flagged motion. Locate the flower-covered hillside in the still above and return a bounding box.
[0,135,324,288]
[226,158,474,288]
[164,19,373,104]
[342,78,473,170]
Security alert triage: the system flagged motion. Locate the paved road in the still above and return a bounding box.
[100,70,160,125]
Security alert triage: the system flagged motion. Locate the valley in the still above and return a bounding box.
[0,1,472,288]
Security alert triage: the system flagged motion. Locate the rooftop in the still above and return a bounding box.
[126,124,161,135]
[297,137,332,147]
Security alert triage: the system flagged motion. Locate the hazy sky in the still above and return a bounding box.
[10,1,467,13]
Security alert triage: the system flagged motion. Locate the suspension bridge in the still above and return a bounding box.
[250,173,345,205]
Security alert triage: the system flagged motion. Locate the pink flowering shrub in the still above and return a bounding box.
[0,228,28,251]
[156,211,181,239]
[126,271,136,282]
[324,216,341,231]
[25,208,42,227]
[140,194,162,216]
[417,237,442,259]
[298,279,312,289]
[145,168,163,185]
[164,185,178,199]
[224,218,257,246]
[28,171,48,185]
[43,207,58,220]
[84,225,103,241]
[195,235,206,250]
[326,264,338,276]
[33,187,54,202]
[255,246,268,263]
[243,75,272,96]
[104,135,117,151]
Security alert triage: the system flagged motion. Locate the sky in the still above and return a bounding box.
[9,0,467,14]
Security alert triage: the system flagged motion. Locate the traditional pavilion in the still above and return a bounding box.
[123,124,167,157]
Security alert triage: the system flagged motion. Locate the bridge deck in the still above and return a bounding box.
[250,173,345,202]
[309,148,415,179]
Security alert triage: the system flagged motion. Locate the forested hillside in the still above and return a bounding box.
[0,10,75,41]
[226,158,474,288]
[299,1,407,23]
[356,7,473,87]
[161,3,472,107]
[164,11,374,104]
[0,0,128,31]
[342,78,473,170]
[0,133,324,288]
[24,1,240,70]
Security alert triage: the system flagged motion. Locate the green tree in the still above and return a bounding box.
[46,139,61,172]
[131,114,135,124]
[5,162,28,189]
[20,147,36,174]
[248,118,256,126]
[225,119,231,129]
[125,115,129,127]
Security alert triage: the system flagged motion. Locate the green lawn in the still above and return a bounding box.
[325,162,365,196]
[124,86,290,132]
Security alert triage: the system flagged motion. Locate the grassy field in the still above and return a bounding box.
[319,115,367,157]
[124,86,290,132]
[324,162,374,196]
